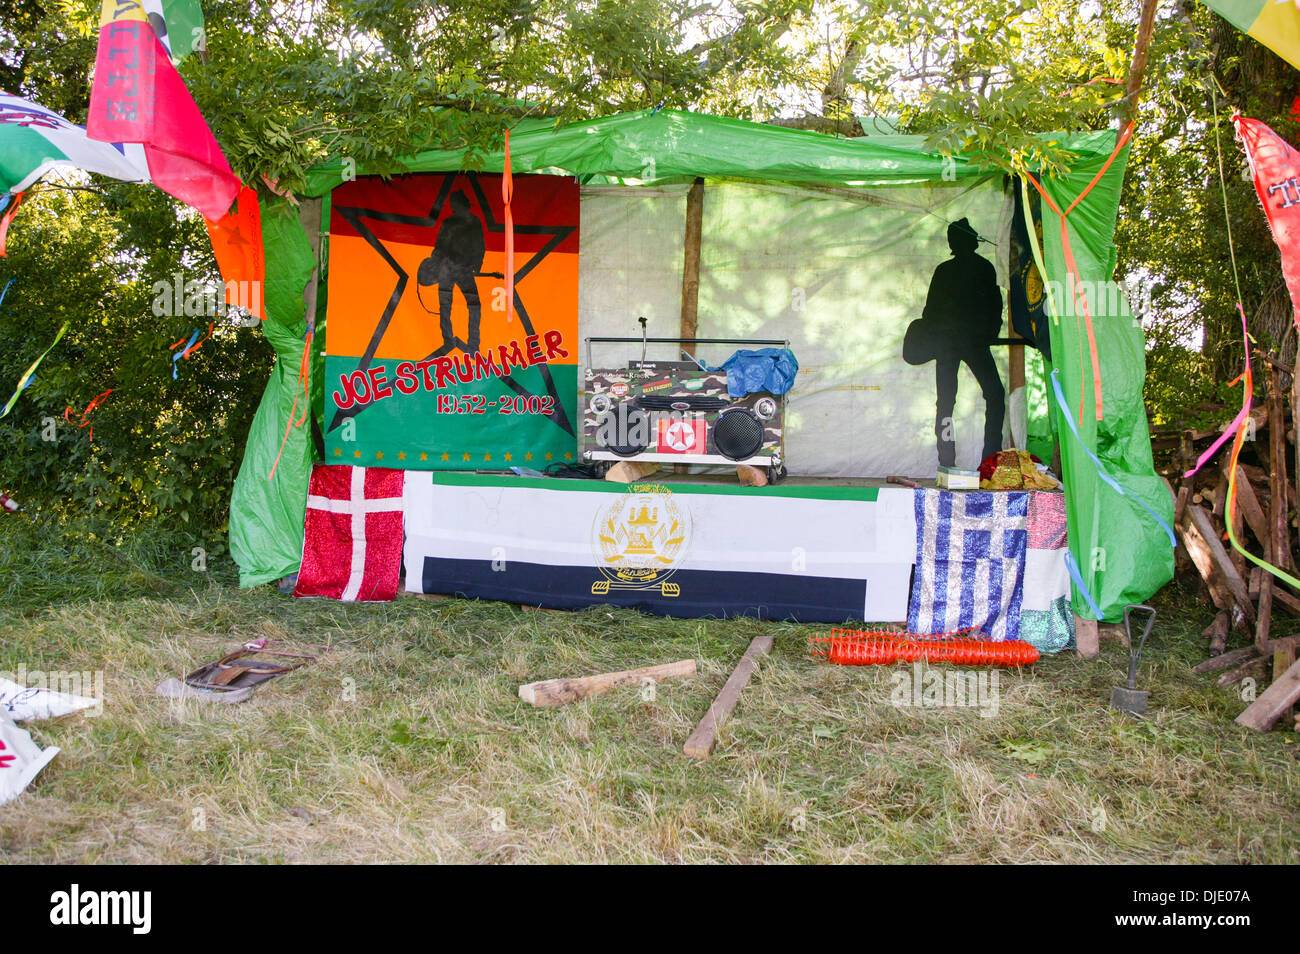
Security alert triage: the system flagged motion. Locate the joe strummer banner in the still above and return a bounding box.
[324,172,579,469]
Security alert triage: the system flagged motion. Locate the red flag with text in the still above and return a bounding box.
[1235,114,1300,329]
[88,0,239,218]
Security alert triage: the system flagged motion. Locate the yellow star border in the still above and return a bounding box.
[328,447,575,466]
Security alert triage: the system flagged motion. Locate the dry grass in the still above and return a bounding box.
[0,518,1297,863]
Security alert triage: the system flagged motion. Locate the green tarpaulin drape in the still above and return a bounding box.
[228,199,319,587]
[1039,144,1175,619]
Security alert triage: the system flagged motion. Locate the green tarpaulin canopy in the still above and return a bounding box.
[232,108,1174,623]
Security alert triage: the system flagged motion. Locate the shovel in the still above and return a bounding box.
[1110,604,1157,716]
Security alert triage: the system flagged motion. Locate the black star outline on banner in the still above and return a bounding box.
[326,172,576,439]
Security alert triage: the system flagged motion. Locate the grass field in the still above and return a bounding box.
[1,518,1297,864]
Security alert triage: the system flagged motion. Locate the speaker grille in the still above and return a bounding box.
[597,405,651,457]
[713,409,764,460]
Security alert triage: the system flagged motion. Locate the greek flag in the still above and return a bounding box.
[908,490,1028,641]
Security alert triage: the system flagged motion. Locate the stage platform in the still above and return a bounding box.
[400,472,1074,648]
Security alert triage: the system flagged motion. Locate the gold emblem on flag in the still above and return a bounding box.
[591,483,691,596]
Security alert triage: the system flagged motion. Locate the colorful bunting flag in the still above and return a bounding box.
[143,0,205,63]
[0,716,60,805]
[87,0,239,219]
[1199,0,1300,71]
[1234,114,1300,331]
[204,184,266,321]
[0,91,147,195]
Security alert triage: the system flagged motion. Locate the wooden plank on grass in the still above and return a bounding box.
[684,636,773,759]
[519,659,697,707]
[1235,658,1300,731]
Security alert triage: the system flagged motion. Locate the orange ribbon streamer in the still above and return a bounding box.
[63,389,113,441]
[502,128,515,323]
[1023,121,1134,424]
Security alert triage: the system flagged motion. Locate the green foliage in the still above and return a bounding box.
[0,185,272,530]
[2,0,1298,531]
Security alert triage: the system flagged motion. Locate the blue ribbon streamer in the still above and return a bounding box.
[1050,368,1176,547]
[0,277,14,309]
[172,328,201,379]
[1064,550,1104,620]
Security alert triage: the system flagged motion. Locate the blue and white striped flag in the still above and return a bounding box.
[908,490,1028,641]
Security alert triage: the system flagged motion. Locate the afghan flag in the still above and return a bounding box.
[1200,0,1300,70]
[0,91,147,194]
[1235,114,1300,329]
[88,0,239,219]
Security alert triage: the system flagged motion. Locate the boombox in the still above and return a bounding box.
[582,360,786,478]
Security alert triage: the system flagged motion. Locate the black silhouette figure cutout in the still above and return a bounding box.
[416,190,493,358]
[903,217,1005,467]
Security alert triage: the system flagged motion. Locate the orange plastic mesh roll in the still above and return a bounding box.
[809,628,1039,667]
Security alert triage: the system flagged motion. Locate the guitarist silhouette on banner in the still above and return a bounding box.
[903,217,1005,467]
[416,190,501,359]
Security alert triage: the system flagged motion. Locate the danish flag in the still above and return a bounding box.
[294,465,405,601]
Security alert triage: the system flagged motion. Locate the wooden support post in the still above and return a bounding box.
[1074,615,1099,659]
[1275,641,1297,726]
[1293,365,1299,559]
[679,177,704,344]
[675,176,705,475]
[519,659,697,707]
[1203,610,1230,657]
[1269,369,1292,570]
[684,636,773,759]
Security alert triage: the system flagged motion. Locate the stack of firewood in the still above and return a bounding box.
[1159,363,1300,732]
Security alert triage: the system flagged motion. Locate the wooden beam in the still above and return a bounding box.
[1193,634,1300,674]
[684,636,773,759]
[1268,368,1293,573]
[1236,658,1300,731]
[679,177,705,344]
[1180,504,1255,624]
[519,659,697,707]
[1274,641,1297,726]
[1232,467,1271,550]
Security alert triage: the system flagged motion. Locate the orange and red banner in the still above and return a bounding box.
[204,185,265,320]
[88,0,239,218]
[1236,114,1300,331]
[324,172,579,468]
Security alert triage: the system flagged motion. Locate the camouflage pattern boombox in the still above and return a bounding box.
[582,361,786,479]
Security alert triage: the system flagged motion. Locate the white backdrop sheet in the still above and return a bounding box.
[576,179,1019,477]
